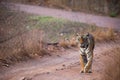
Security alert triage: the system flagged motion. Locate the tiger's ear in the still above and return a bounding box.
[77,35,84,44]
[76,33,80,40]
[76,34,83,41]
[76,33,83,37]
[86,32,89,36]
[76,33,80,36]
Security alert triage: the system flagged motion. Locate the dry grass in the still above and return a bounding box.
[59,35,77,48]
[79,25,118,42]
[59,38,70,48]
[0,29,49,67]
[90,27,116,42]
[69,37,77,47]
[102,45,120,80]
[59,26,119,48]
[0,5,50,67]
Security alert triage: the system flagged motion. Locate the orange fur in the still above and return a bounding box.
[80,55,85,71]
[79,38,84,44]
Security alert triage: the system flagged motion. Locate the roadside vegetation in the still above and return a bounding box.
[28,15,119,42]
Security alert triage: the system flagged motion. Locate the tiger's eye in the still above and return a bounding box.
[80,38,84,44]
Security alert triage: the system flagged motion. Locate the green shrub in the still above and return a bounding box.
[109,12,117,17]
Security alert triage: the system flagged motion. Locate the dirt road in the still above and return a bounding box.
[3,2,120,29]
[0,42,118,80]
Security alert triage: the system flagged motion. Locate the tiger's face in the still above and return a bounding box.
[77,35,89,48]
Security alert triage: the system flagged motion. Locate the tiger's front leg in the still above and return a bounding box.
[84,52,93,73]
[80,54,88,73]
[80,54,85,73]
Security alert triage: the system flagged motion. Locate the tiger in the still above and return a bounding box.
[76,33,95,73]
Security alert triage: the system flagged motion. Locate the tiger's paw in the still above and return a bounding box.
[80,70,84,73]
[88,71,92,73]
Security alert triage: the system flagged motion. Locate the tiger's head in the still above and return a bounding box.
[76,33,89,48]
